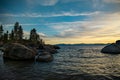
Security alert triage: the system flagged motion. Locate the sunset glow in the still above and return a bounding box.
[0,0,120,44]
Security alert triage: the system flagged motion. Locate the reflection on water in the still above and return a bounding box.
[0,45,120,80]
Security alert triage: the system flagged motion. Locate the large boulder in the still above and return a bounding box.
[101,43,120,54]
[36,52,53,62]
[3,43,36,60]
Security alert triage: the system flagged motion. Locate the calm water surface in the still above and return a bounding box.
[0,45,120,80]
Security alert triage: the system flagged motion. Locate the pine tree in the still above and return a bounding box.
[14,22,19,40]
[9,30,14,40]
[4,31,9,41]
[30,28,37,41]
[18,25,23,40]
[14,22,19,32]
[0,25,4,40]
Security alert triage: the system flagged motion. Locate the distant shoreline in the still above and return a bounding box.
[56,44,108,46]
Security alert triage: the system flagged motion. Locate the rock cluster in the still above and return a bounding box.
[1,43,60,62]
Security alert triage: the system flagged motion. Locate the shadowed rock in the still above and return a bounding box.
[3,43,36,60]
[53,45,60,49]
[36,52,53,62]
[44,45,58,54]
[101,43,120,54]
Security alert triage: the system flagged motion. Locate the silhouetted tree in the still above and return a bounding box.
[14,22,19,40]
[4,31,9,41]
[14,22,19,32]
[38,39,45,49]
[18,25,23,40]
[0,25,3,40]
[0,22,45,45]
[30,28,38,41]
[13,22,23,40]
[9,30,14,40]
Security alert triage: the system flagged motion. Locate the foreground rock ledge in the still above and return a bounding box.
[101,40,120,54]
[1,43,60,62]
[3,43,36,60]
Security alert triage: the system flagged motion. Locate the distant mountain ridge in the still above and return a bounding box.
[56,43,108,46]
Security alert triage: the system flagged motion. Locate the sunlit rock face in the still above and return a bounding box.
[101,43,120,54]
[3,43,36,60]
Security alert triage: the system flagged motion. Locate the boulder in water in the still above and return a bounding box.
[44,45,58,54]
[101,43,120,54]
[3,43,36,60]
[36,52,53,62]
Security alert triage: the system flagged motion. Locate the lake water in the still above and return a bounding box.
[0,45,120,80]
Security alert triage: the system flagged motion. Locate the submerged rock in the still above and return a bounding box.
[101,43,120,54]
[36,52,53,62]
[3,43,36,60]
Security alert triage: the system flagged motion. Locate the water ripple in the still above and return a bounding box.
[0,45,120,80]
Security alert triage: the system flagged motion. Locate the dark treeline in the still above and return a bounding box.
[0,22,45,47]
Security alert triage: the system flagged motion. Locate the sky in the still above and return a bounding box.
[0,0,120,44]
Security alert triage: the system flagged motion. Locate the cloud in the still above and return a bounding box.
[0,11,101,18]
[38,33,46,37]
[1,24,14,32]
[2,11,120,44]
[55,28,79,38]
[23,31,30,39]
[45,11,120,44]
[60,0,82,3]
[92,0,104,8]
[27,0,58,6]
[92,0,120,10]
[103,0,120,3]
[26,0,86,6]
[2,23,43,27]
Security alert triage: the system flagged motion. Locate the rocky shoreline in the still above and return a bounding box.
[0,43,60,62]
[0,22,60,62]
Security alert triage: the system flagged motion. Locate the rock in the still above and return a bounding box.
[101,43,120,54]
[3,43,36,60]
[44,45,58,54]
[116,40,120,45]
[36,52,53,62]
[53,45,60,49]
